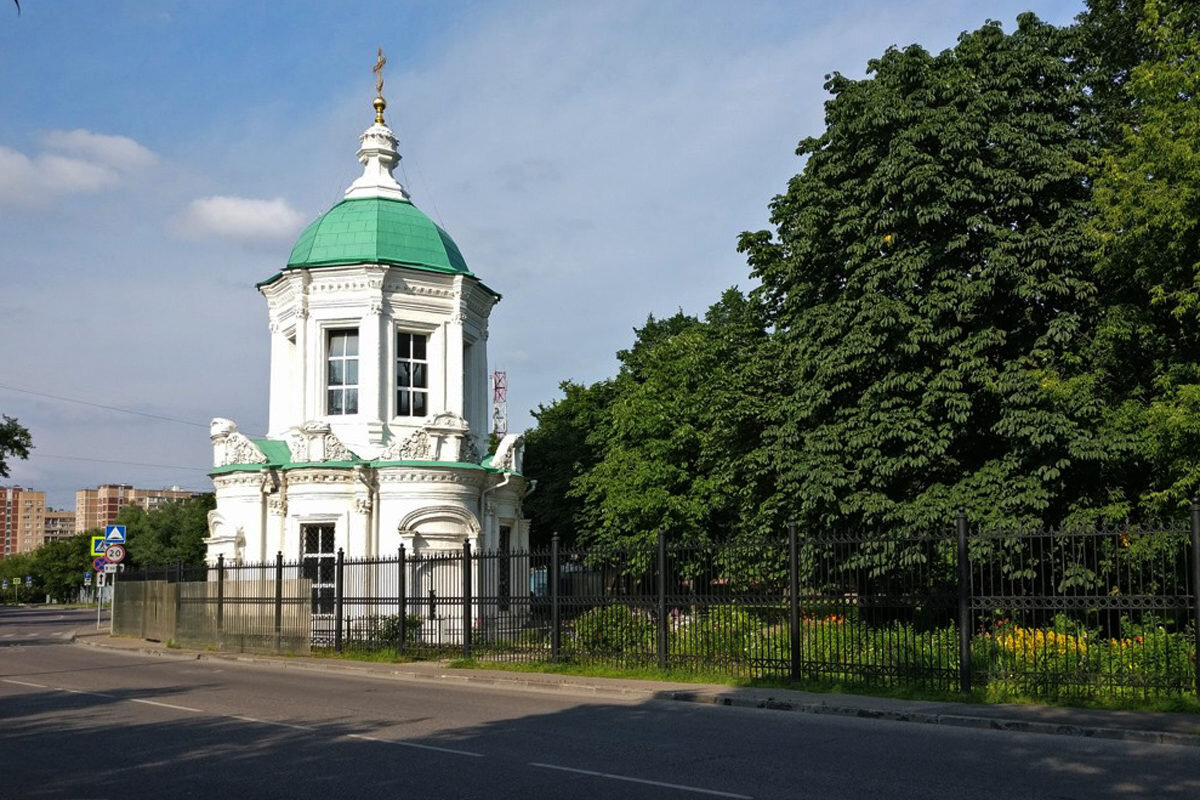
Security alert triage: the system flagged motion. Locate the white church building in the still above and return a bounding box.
[204,65,529,577]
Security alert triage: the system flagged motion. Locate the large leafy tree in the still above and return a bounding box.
[0,415,31,478]
[1087,0,1200,512]
[32,534,94,603]
[523,379,617,546]
[567,290,773,549]
[120,494,215,567]
[739,15,1105,536]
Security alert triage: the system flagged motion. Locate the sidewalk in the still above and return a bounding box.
[72,629,1200,748]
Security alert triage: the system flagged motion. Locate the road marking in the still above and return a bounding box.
[59,688,116,698]
[130,698,202,713]
[345,733,484,757]
[2,679,47,688]
[230,715,315,731]
[529,762,753,799]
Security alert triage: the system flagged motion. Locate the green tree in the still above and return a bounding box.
[523,378,618,546]
[0,415,31,478]
[0,551,35,602]
[121,494,215,567]
[570,290,774,549]
[739,16,1106,537]
[1087,0,1200,511]
[31,534,94,603]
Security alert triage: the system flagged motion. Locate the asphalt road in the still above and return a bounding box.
[1,606,1197,799]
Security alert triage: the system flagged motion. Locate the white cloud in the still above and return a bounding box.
[174,195,307,244]
[0,129,156,206]
[43,129,158,171]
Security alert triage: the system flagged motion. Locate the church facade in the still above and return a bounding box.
[204,68,529,579]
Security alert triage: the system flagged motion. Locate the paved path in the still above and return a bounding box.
[2,606,1198,799]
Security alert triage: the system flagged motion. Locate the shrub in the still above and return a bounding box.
[569,605,654,656]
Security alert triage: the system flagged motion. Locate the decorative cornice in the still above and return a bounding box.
[378,469,484,486]
[286,468,359,485]
[213,473,268,488]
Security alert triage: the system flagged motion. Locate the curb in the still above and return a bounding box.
[71,634,1200,748]
[659,690,1200,748]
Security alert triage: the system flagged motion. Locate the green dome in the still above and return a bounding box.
[285,197,471,275]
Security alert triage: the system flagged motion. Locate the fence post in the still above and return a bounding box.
[550,533,561,663]
[957,509,972,695]
[657,528,668,671]
[335,548,345,653]
[788,521,801,682]
[397,545,407,654]
[273,551,283,653]
[462,540,473,660]
[216,554,225,639]
[172,560,183,642]
[1191,499,1200,700]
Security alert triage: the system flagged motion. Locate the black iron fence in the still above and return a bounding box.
[115,506,1200,703]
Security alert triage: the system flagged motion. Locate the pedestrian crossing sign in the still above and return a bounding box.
[91,536,108,557]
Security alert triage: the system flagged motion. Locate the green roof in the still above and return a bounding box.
[207,438,519,476]
[284,197,471,276]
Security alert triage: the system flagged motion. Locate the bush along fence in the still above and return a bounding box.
[114,504,1200,705]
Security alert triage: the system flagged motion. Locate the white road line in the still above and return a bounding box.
[2,679,47,689]
[58,688,116,698]
[529,762,753,799]
[345,733,484,757]
[130,698,202,713]
[229,715,315,731]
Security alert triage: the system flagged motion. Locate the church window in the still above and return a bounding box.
[327,330,359,415]
[301,524,336,615]
[396,332,428,417]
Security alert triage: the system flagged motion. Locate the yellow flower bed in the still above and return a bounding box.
[993,624,1088,659]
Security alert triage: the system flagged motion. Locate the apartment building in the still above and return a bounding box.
[75,484,201,533]
[43,509,76,545]
[1,487,46,557]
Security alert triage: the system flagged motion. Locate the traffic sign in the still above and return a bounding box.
[91,536,108,557]
[104,525,126,545]
[93,556,109,572]
[103,564,117,574]
[84,571,92,579]
[1,580,7,589]
[105,544,126,563]
[96,573,106,588]
[83,575,91,585]
[24,576,31,586]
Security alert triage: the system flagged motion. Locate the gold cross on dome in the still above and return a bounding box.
[373,47,387,97]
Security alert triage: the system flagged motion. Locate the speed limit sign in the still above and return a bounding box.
[104,544,126,563]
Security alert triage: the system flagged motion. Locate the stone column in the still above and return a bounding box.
[297,307,312,421]
[446,313,465,417]
[267,321,291,436]
[359,299,385,444]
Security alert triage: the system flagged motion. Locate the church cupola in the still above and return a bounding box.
[255,51,499,461]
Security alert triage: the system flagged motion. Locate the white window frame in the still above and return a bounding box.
[395,330,430,418]
[325,327,360,416]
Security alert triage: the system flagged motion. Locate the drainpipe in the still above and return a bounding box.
[480,472,511,548]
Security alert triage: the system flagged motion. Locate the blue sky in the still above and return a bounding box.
[0,0,1085,508]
